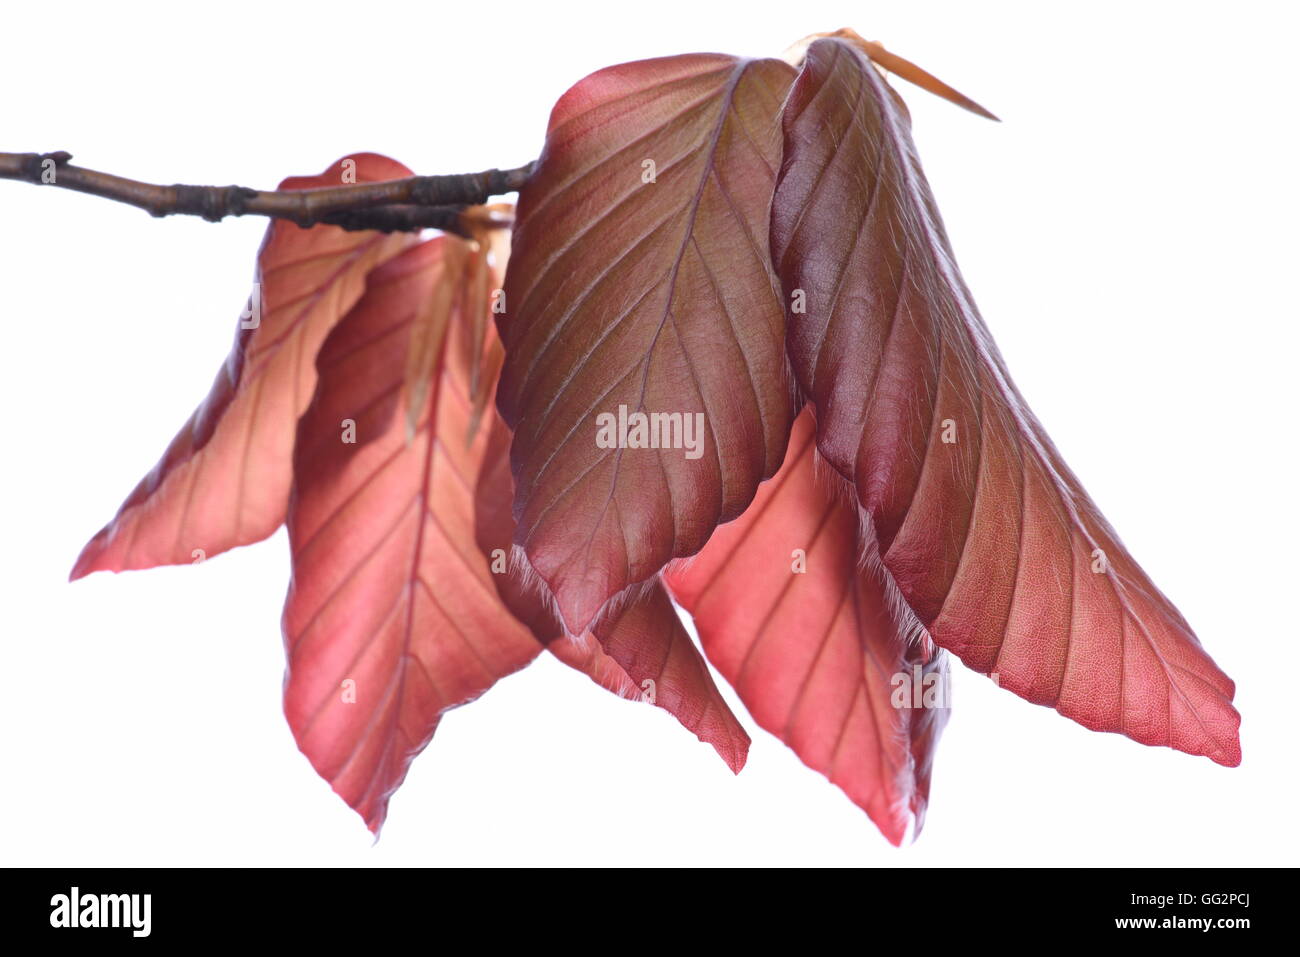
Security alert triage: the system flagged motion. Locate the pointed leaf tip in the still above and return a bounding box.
[591,580,752,774]
[792,28,1001,121]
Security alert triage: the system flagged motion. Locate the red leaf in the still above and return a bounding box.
[72,154,417,579]
[772,39,1239,764]
[591,579,751,774]
[283,238,540,833]
[666,410,949,842]
[475,407,748,768]
[497,54,799,633]
[475,412,639,699]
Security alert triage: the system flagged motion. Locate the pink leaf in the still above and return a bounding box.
[667,410,949,841]
[283,238,540,832]
[73,154,417,578]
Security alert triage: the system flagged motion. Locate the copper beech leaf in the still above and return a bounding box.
[475,412,750,770]
[666,410,949,842]
[497,54,798,633]
[590,580,751,773]
[773,38,1239,764]
[72,154,417,579]
[285,232,749,831]
[283,238,540,833]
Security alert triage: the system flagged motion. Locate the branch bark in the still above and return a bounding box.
[0,151,535,232]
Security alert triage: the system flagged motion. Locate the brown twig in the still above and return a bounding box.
[0,151,535,231]
[320,205,469,234]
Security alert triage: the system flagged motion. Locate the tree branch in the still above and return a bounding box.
[320,204,470,234]
[0,151,535,231]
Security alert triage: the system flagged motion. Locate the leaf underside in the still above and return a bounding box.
[475,412,751,771]
[591,578,751,773]
[497,53,798,633]
[283,238,540,832]
[73,154,417,579]
[667,410,949,842]
[772,38,1238,765]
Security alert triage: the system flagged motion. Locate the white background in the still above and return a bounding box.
[2,1,1296,866]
